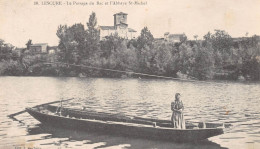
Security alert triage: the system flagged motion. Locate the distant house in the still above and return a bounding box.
[30,43,48,53]
[98,12,137,40]
[164,32,187,43]
[233,35,260,43]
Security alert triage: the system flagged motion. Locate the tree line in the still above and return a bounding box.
[0,12,260,81]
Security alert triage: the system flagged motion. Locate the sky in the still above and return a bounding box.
[1,0,260,47]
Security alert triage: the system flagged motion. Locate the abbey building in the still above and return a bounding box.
[98,12,137,40]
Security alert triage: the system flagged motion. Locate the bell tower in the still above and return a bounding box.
[114,12,128,29]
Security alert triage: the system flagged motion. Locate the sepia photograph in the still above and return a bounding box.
[0,0,260,148]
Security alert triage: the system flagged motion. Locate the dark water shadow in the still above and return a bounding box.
[27,124,227,149]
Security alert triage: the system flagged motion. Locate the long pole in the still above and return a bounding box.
[44,62,202,82]
[7,98,74,119]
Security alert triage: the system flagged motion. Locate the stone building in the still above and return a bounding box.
[30,43,48,53]
[98,12,137,40]
[164,32,187,43]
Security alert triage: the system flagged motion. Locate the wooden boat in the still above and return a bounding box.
[26,104,229,142]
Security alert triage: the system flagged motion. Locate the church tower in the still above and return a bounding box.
[99,12,136,40]
[114,12,128,29]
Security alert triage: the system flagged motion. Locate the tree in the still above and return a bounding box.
[136,44,155,74]
[137,27,154,50]
[203,30,234,69]
[56,23,87,64]
[55,12,100,76]
[204,30,233,54]
[153,42,179,76]
[241,54,260,80]
[87,12,98,35]
[26,39,32,50]
[70,23,85,49]
[0,39,13,61]
[127,39,138,49]
[84,12,100,59]
[178,43,194,75]
[100,33,124,58]
[239,37,260,80]
[69,23,86,64]
[0,60,24,76]
[178,42,214,80]
[191,45,214,80]
[56,25,76,63]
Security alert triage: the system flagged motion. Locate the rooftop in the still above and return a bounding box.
[31,43,48,46]
[128,28,137,32]
[164,32,170,35]
[99,26,115,30]
[114,12,128,16]
[167,34,186,39]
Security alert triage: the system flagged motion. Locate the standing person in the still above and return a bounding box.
[171,93,186,129]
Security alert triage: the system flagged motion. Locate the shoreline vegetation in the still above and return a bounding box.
[1,12,260,81]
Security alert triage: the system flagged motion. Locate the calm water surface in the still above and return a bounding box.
[0,77,259,149]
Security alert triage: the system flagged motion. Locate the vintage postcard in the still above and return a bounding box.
[0,0,260,149]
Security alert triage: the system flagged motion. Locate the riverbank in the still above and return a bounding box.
[0,71,257,83]
[1,31,260,81]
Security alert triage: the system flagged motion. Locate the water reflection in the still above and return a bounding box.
[27,124,227,149]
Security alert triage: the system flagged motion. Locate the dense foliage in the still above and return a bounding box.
[1,13,260,81]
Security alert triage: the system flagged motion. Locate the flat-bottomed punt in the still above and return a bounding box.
[26,104,229,142]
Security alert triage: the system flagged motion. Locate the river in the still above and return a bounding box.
[0,77,259,149]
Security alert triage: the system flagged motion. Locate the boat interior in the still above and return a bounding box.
[32,104,231,129]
